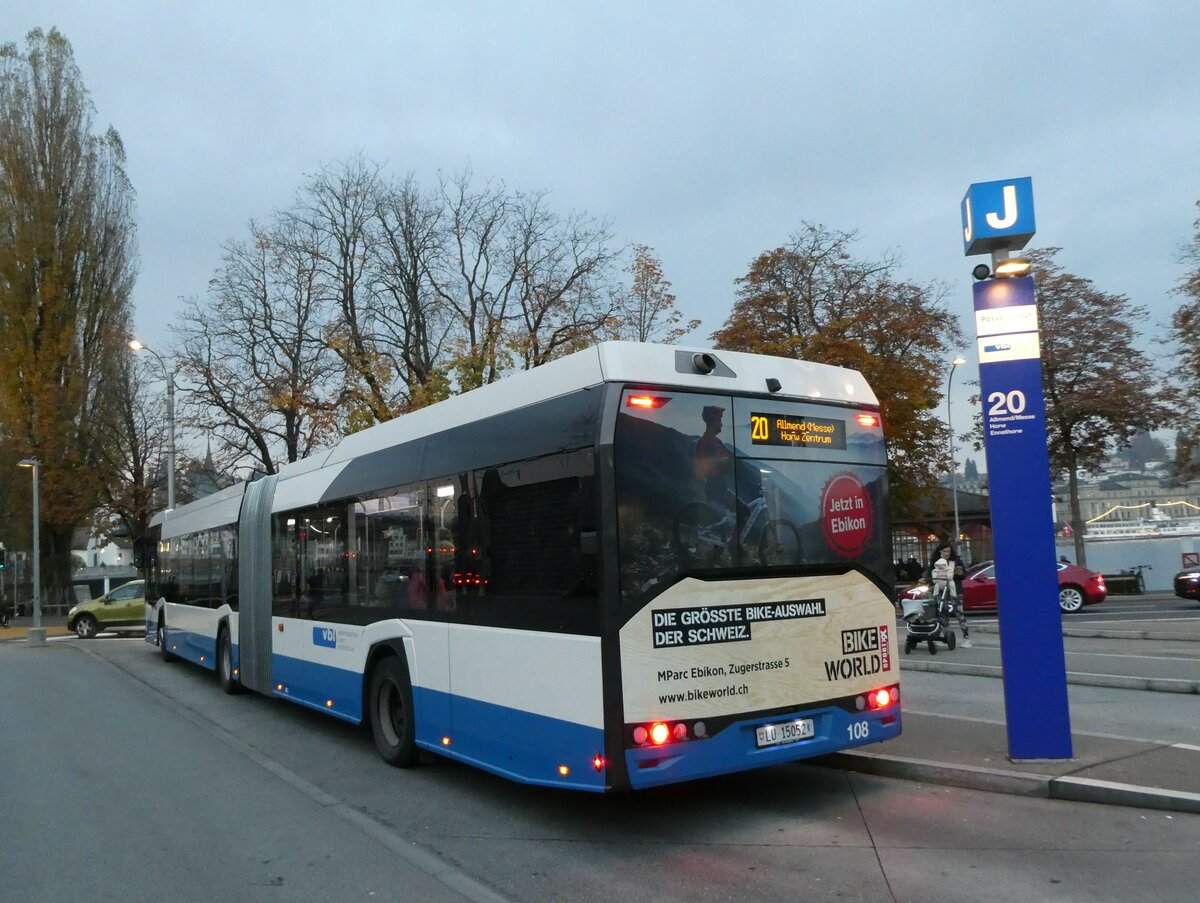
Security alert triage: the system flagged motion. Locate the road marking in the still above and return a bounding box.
[1063,650,1200,662]
[902,707,1192,747]
[71,642,515,903]
[1075,615,1200,623]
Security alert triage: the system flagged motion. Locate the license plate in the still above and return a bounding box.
[755,718,815,748]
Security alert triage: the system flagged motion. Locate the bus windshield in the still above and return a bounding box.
[614,389,889,607]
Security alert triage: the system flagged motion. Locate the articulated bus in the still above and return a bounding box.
[143,342,900,791]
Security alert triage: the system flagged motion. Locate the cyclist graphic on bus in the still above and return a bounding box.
[675,405,800,568]
[694,405,738,514]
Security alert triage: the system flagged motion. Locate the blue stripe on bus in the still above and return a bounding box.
[420,688,607,792]
[238,651,896,791]
[266,653,606,790]
[625,705,902,790]
[158,626,218,672]
[271,654,363,723]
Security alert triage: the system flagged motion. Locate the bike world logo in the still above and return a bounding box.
[820,471,873,558]
[824,625,891,681]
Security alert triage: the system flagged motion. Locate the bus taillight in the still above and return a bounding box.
[630,719,705,747]
[857,683,899,711]
[626,395,670,410]
[855,412,880,427]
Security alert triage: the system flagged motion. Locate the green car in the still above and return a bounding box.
[67,580,146,639]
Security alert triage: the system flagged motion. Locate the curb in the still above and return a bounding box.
[823,750,1200,815]
[927,623,1200,644]
[1048,776,1200,814]
[820,750,1050,797]
[1061,628,1200,642]
[0,627,72,642]
[898,658,1200,695]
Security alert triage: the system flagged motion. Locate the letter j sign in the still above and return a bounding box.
[961,177,1035,256]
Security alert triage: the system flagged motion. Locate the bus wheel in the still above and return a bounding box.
[157,619,177,663]
[368,656,418,767]
[217,627,240,694]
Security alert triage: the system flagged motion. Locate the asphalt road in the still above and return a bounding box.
[3,634,1199,903]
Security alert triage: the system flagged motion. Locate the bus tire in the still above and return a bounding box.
[217,626,240,694]
[157,618,177,663]
[368,656,418,768]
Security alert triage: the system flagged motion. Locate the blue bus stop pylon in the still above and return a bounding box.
[975,276,1072,760]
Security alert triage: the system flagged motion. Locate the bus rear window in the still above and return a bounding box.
[614,389,889,609]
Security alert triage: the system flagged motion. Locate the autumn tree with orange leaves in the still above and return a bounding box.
[1032,247,1171,566]
[0,29,138,606]
[609,244,699,344]
[712,224,961,516]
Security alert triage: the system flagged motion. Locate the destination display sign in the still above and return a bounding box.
[749,412,846,449]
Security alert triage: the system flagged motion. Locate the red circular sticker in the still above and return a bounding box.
[820,471,873,558]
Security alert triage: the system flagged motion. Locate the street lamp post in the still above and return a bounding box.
[129,339,176,509]
[18,459,41,633]
[947,355,967,556]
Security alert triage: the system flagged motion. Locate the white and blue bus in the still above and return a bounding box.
[143,342,900,791]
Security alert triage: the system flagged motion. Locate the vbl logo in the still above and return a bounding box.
[313,626,337,648]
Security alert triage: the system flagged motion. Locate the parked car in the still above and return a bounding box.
[902,561,1106,613]
[66,579,146,638]
[1173,569,1200,600]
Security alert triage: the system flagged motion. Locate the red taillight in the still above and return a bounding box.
[592,755,605,772]
[855,412,880,427]
[858,683,899,711]
[627,395,670,410]
[631,719,706,747]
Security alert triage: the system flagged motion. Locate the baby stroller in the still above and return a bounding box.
[900,589,957,654]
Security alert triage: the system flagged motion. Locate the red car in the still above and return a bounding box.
[903,560,1107,613]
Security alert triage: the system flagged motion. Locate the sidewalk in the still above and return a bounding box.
[0,613,71,641]
[820,599,1200,814]
[823,710,1200,815]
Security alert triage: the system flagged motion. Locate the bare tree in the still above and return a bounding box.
[0,28,137,605]
[284,155,400,425]
[372,173,455,410]
[505,191,619,369]
[90,354,168,546]
[433,170,518,390]
[174,219,341,475]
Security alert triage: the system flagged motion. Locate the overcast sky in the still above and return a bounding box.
[6,1,1199,446]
